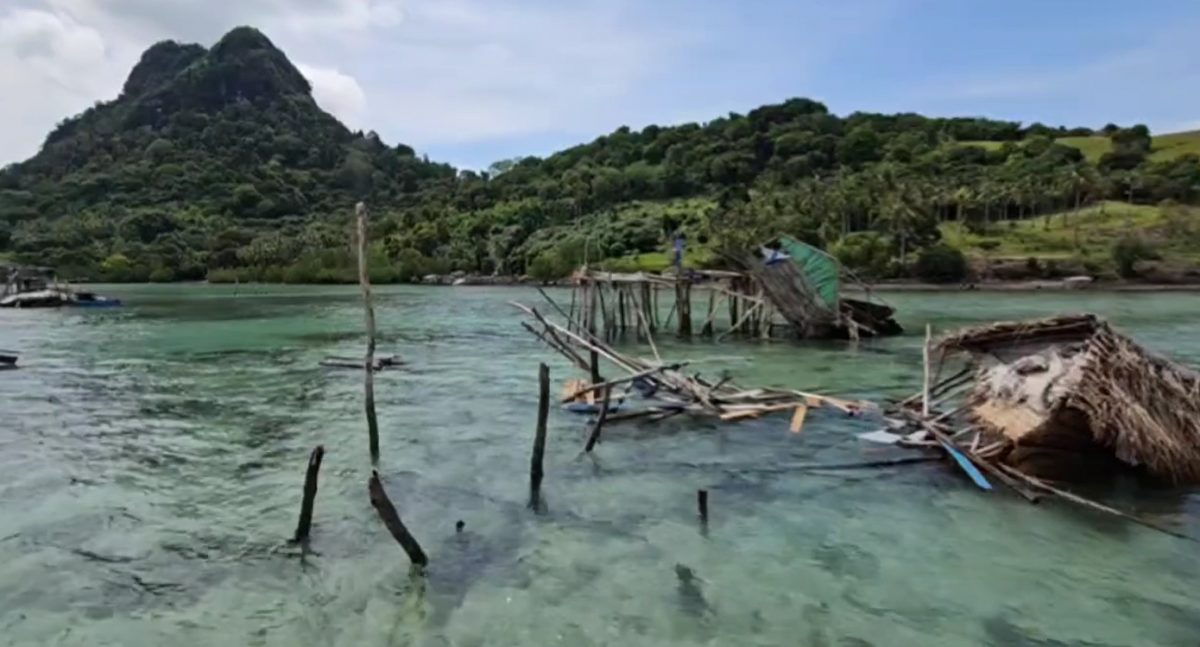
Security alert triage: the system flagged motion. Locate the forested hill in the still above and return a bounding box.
[2,26,1199,283]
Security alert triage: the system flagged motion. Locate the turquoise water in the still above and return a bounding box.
[1,285,1198,646]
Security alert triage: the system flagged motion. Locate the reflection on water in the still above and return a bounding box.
[2,285,1199,646]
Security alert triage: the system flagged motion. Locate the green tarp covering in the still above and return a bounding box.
[777,236,840,310]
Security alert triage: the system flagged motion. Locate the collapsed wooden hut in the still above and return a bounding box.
[565,236,900,342]
[734,235,901,339]
[935,314,1200,483]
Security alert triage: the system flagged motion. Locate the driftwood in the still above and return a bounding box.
[292,445,324,543]
[356,202,380,465]
[583,385,612,453]
[368,471,429,566]
[320,355,403,371]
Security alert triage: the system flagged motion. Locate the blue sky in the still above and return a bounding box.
[3,0,1199,169]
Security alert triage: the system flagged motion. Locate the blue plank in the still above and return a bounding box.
[940,441,993,491]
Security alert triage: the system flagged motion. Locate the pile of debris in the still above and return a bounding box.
[516,293,1200,539]
[512,297,866,428]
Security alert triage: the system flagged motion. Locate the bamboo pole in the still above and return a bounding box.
[636,305,662,364]
[584,385,612,452]
[997,465,1193,541]
[368,471,429,566]
[292,445,324,543]
[356,202,380,465]
[922,323,932,417]
[531,363,550,499]
[677,279,692,337]
[618,286,627,335]
[702,289,716,337]
[562,363,684,403]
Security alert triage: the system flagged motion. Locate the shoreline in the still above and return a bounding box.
[74,278,1200,292]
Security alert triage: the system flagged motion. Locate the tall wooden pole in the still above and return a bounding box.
[922,323,932,417]
[357,202,380,464]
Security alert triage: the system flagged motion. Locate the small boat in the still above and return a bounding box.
[1,265,121,308]
[0,350,17,370]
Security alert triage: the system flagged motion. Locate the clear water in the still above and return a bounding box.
[2,285,1198,646]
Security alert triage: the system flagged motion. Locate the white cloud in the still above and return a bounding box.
[297,63,367,128]
[0,7,122,160]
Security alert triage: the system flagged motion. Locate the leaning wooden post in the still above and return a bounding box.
[583,385,612,453]
[368,471,428,566]
[356,202,380,465]
[922,323,932,417]
[530,363,550,501]
[292,445,324,543]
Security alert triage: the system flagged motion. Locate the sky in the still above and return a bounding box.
[2,0,1199,170]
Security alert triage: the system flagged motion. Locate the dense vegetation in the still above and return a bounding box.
[3,26,1199,284]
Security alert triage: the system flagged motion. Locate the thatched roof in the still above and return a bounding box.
[938,314,1200,483]
[936,313,1101,354]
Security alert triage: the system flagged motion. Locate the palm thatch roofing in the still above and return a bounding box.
[936,314,1200,483]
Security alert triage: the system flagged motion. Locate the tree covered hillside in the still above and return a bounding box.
[2,26,1198,283]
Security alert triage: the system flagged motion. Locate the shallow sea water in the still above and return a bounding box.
[1,285,1198,646]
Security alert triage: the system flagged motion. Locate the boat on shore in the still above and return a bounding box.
[1,265,121,308]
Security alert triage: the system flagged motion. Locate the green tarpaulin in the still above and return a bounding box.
[776,236,840,311]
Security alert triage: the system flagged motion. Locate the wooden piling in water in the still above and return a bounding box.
[697,489,709,522]
[292,445,324,543]
[702,289,716,337]
[676,279,692,337]
[356,202,380,465]
[531,363,550,500]
[368,470,429,566]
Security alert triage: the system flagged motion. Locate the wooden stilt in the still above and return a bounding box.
[531,363,550,501]
[676,278,692,337]
[618,286,627,335]
[356,202,380,465]
[292,445,324,543]
[702,288,716,337]
[922,323,932,417]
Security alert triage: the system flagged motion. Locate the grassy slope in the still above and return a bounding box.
[962,130,1200,162]
[601,199,1199,277]
[940,201,1200,272]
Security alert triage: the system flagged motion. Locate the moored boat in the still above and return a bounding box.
[1,265,121,308]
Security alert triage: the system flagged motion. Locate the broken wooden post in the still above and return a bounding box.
[584,385,612,453]
[530,363,550,500]
[697,489,709,522]
[922,323,932,417]
[356,202,380,465]
[368,470,428,566]
[292,445,324,543]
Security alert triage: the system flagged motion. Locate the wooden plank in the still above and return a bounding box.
[789,404,808,434]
